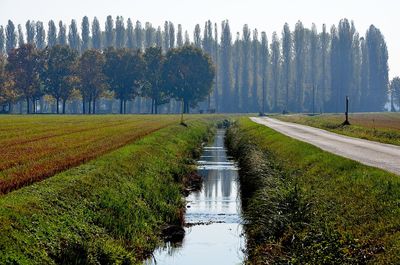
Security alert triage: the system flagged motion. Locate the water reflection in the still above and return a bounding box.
[146,129,244,265]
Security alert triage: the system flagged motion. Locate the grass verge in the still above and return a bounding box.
[0,118,214,264]
[277,113,400,146]
[227,117,400,264]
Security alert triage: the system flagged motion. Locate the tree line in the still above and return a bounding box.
[0,43,214,114]
[0,16,395,114]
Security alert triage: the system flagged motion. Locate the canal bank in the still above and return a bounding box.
[146,129,244,265]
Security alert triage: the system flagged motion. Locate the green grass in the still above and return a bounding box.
[0,118,215,264]
[227,117,400,264]
[277,113,400,145]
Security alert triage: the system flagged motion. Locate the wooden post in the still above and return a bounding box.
[342,96,350,125]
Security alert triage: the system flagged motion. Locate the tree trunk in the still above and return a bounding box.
[82,99,86,114]
[136,97,141,113]
[62,99,66,114]
[93,98,96,114]
[262,81,266,114]
[26,97,30,114]
[120,99,123,114]
[89,100,91,114]
[391,94,396,112]
[183,100,190,114]
[180,100,184,124]
[56,98,60,114]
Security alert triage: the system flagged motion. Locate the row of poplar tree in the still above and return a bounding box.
[0,16,391,113]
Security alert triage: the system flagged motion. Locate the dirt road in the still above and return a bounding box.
[251,117,400,175]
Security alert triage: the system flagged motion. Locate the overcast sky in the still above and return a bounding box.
[1,0,399,78]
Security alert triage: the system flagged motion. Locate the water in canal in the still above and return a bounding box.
[146,129,244,265]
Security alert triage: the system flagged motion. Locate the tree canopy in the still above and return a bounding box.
[162,46,214,114]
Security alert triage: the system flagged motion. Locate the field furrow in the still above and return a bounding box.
[0,115,183,194]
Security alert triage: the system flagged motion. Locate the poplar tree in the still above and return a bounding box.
[359,37,369,110]
[270,31,280,111]
[177,24,183,47]
[58,21,67,46]
[169,22,175,48]
[330,25,340,112]
[194,24,201,48]
[233,32,241,110]
[260,31,269,113]
[184,30,190,45]
[390,77,400,111]
[220,20,232,112]
[294,21,305,111]
[203,20,214,109]
[0,26,4,54]
[319,24,330,111]
[18,25,25,47]
[213,23,219,111]
[6,20,17,53]
[145,22,155,48]
[26,20,35,44]
[350,32,361,110]
[91,17,101,50]
[251,29,259,111]
[163,21,170,51]
[203,21,213,55]
[135,21,143,50]
[35,21,45,50]
[282,23,292,111]
[47,20,57,47]
[365,25,389,111]
[126,18,134,49]
[81,16,90,52]
[241,24,251,111]
[336,19,354,112]
[68,19,81,51]
[105,15,114,48]
[115,16,125,49]
[310,24,319,113]
[155,26,163,48]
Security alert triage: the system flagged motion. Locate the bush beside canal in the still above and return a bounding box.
[226,118,400,264]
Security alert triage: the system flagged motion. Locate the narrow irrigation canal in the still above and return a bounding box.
[146,129,244,265]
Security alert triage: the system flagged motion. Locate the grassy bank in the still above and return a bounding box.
[277,113,400,145]
[227,117,400,264]
[0,118,214,264]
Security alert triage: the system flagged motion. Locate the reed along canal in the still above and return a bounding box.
[146,129,245,264]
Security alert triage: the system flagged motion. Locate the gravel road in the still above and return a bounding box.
[251,117,400,175]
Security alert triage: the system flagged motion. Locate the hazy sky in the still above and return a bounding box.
[1,0,399,78]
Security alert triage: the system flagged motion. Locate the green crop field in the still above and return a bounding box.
[277,113,400,145]
[0,115,219,264]
[0,115,211,194]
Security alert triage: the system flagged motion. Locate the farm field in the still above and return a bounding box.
[227,117,400,264]
[0,115,208,194]
[0,117,215,264]
[277,113,400,145]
